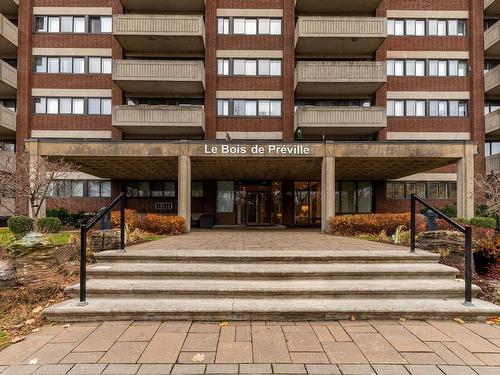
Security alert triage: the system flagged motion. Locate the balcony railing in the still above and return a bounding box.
[485,0,500,16]
[485,21,500,56]
[486,110,500,136]
[487,154,500,175]
[295,17,386,57]
[113,105,205,135]
[295,61,386,96]
[485,65,500,95]
[113,14,205,54]
[295,106,386,135]
[0,105,15,134]
[0,60,16,95]
[113,60,205,95]
[0,14,18,56]
[295,0,382,15]
[119,0,205,13]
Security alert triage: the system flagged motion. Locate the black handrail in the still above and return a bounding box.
[78,192,126,306]
[410,194,473,306]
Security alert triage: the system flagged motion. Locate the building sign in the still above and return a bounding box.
[204,144,311,156]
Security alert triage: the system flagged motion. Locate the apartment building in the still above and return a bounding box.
[12,0,482,231]
[0,0,17,217]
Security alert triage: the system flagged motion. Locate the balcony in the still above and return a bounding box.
[113,14,205,56]
[0,105,15,135]
[295,106,386,136]
[486,110,500,137]
[295,0,382,15]
[0,60,16,97]
[295,17,386,57]
[119,0,204,13]
[485,21,500,57]
[113,105,204,136]
[0,0,18,17]
[487,154,500,175]
[485,65,500,96]
[113,60,205,96]
[0,15,17,58]
[485,0,500,16]
[295,61,386,97]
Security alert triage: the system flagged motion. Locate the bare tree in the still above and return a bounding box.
[0,151,79,220]
[475,173,500,221]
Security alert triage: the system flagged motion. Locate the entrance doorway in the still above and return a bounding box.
[246,191,271,225]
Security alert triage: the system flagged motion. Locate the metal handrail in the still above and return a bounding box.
[78,192,126,306]
[410,194,473,306]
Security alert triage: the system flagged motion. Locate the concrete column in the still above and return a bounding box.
[457,145,475,219]
[178,155,192,232]
[321,156,335,233]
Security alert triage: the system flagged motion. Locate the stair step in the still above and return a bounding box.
[86,262,458,280]
[95,249,439,264]
[66,278,480,299]
[44,297,500,322]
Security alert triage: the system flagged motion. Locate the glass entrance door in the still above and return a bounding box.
[246,191,271,225]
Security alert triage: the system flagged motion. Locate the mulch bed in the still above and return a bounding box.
[440,253,499,303]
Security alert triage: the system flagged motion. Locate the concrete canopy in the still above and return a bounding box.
[30,140,473,182]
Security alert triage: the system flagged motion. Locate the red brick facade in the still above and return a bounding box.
[12,0,486,216]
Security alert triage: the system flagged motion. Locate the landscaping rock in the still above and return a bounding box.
[416,230,465,254]
[7,232,52,257]
[0,259,16,288]
[90,229,123,252]
[495,283,500,306]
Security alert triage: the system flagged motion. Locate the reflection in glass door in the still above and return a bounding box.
[247,191,271,225]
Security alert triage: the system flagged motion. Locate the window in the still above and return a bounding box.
[47,58,59,73]
[245,60,257,76]
[218,17,230,34]
[258,19,270,34]
[48,17,60,32]
[73,58,85,74]
[394,60,404,76]
[387,181,454,199]
[217,181,235,213]
[217,59,229,75]
[234,18,245,34]
[245,19,257,35]
[88,57,112,74]
[60,16,73,33]
[388,18,466,36]
[35,16,47,32]
[34,97,110,115]
[36,15,112,34]
[388,100,467,117]
[89,16,112,33]
[270,19,282,35]
[74,17,86,33]
[192,181,204,198]
[88,181,101,197]
[35,57,47,73]
[60,57,73,73]
[217,100,229,116]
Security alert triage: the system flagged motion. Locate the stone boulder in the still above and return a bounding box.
[0,259,16,288]
[416,230,465,254]
[90,229,123,252]
[7,232,52,257]
[496,283,500,306]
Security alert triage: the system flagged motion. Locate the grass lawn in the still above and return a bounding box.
[0,330,8,351]
[0,228,77,247]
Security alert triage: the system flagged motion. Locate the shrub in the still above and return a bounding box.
[440,204,457,218]
[140,214,185,235]
[7,215,33,236]
[470,216,497,229]
[47,207,70,225]
[476,204,492,218]
[111,209,138,230]
[37,217,62,233]
[329,213,423,236]
[68,211,88,227]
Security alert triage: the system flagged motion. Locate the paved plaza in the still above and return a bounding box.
[0,319,500,374]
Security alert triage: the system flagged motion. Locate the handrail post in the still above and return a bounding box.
[410,194,416,253]
[78,225,88,306]
[464,226,474,306]
[119,192,126,253]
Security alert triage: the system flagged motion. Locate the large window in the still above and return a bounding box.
[35,16,112,34]
[126,181,176,198]
[217,181,235,213]
[49,180,111,198]
[34,56,111,74]
[387,100,468,117]
[217,99,282,117]
[387,59,467,77]
[217,59,282,76]
[388,18,467,36]
[217,17,282,35]
[34,97,111,115]
[335,182,373,214]
[387,181,456,200]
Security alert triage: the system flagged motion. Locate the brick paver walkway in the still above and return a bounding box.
[1,319,499,374]
[129,229,408,251]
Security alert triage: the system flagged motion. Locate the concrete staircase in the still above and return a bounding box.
[44,249,500,321]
